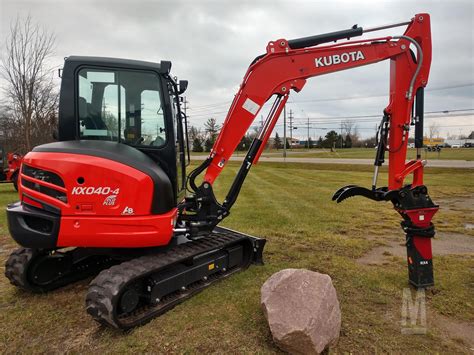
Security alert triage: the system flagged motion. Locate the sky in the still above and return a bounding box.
[0,0,473,139]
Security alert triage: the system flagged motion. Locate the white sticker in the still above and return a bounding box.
[103,195,117,206]
[242,98,260,115]
[122,206,134,215]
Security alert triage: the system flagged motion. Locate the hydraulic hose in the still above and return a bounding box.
[392,35,423,100]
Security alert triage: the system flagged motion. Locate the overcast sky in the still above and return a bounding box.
[1,0,473,139]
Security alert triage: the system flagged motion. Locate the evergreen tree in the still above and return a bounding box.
[274,132,282,149]
[204,138,213,152]
[204,118,220,144]
[317,136,323,148]
[323,130,338,148]
[192,137,203,152]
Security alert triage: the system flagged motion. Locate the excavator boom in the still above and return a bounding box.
[183,13,437,288]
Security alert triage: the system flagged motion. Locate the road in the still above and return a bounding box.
[191,155,474,168]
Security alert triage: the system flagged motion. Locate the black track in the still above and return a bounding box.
[85,228,261,329]
[5,248,118,293]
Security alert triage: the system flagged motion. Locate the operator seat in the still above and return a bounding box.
[78,97,110,140]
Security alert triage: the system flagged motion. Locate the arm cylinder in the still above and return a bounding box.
[415,87,424,149]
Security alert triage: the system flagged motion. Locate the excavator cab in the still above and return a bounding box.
[58,56,189,202]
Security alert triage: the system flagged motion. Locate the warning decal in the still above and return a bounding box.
[242,98,260,115]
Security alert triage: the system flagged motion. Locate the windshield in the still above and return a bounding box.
[77,68,166,147]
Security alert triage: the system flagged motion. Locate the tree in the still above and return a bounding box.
[428,122,440,140]
[188,126,200,142]
[342,120,355,137]
[323,130,339,150]
[274,132,282,149]
[236,134,252,151]
[204,138,213,152]
[345,134,352,148]
[192,136,203,152]
[204,118,220,144]
[317,136,323,148]
[0,16,58,153]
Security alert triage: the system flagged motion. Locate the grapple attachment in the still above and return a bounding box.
[332,183,438,288]
[332,185,394,203]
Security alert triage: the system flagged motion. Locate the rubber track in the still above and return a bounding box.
[86,231,252,329]
[5,248,36,290]
[5,247,118,293]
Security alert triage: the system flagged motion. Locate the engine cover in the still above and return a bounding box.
[8,141,177,248]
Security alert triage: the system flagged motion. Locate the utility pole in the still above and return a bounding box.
[289,109,293,149]
[340,122,343,149]
[307,116,310,149]
[283,105,287,158]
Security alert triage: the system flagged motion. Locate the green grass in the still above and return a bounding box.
[0,163,473,352]
[192,147,474,161]
[260,147,474,160]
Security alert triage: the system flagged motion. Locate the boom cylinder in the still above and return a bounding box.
[288,26,363,49]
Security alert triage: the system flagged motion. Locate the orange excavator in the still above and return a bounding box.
[5,14,437,329]
[0,147,22,190]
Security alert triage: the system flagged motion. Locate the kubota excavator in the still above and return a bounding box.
[5,14,437,329]
[0,147,22,191]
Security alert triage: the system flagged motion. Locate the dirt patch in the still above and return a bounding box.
[357,232,474,265]
[431,312,474,349]
[438,195,474,213]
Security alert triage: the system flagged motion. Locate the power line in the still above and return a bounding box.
[287,83,474,104]
[289,109,474,123]
[186,82,474,114]
[274,123,474,131]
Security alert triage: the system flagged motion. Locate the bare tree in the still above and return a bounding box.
[188,125,201,142]
[342,119,359,144]
[341,119,355,137]
[428,122,440,140]
[0,16,58,153]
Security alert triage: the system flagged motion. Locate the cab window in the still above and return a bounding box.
[77,68,166,147]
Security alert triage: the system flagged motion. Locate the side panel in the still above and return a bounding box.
[21,152,155,216]
[57,209,177,247]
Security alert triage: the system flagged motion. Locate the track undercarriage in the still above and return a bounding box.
[5,227,265,329]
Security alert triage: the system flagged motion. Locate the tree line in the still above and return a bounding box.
[0,16,58,155]
[188,118,378,153]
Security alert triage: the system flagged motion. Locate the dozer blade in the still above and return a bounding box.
[332,185,387,203]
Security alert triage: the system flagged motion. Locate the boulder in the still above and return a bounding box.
[261,269,341,354]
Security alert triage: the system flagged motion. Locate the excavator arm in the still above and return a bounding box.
[181,14,437,288]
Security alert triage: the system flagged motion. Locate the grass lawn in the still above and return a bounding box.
[0,163,473,352]
[193,148,474,161]
[261,147,474,160]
